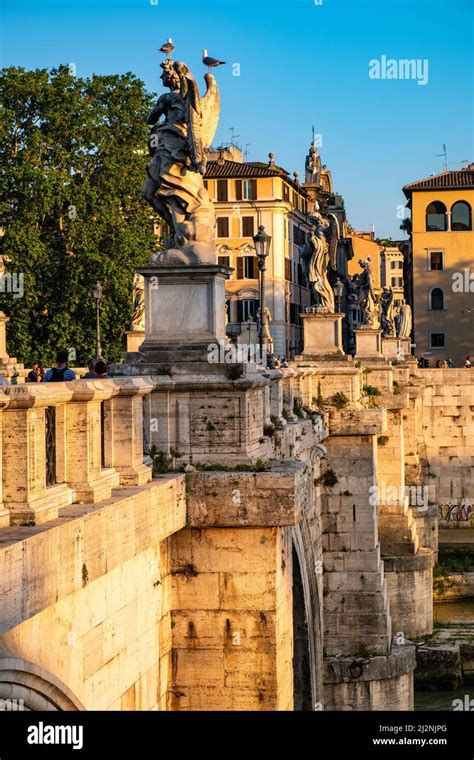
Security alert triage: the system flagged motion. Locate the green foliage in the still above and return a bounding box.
[363,385,381,396]
[0,65,160,366]
[316,469,338,488]
[150,448,173,475]
[330,391,349,409]
[281,407,290,420]
[293,397,304,417]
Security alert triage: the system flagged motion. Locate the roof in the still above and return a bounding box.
[204,159,308,196]
[205,159,288,178]
[403,169,474,196]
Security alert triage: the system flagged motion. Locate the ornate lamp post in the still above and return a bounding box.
[92,281,103,360]
[333,276,344,313]
[253,225,272,360]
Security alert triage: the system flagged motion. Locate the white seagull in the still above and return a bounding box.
[202,49,226,72]
[159,38,175,56]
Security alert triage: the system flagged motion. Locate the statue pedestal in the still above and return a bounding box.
[126,330,145,354]
[355,328,383,359]
[400,338,412,358]
[300,312,345,358]
[381,336,401,360]
[135,264,232,364]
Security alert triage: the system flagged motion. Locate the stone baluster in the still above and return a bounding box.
[108,378,154,486]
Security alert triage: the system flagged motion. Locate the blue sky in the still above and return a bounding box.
[1,0,473,238]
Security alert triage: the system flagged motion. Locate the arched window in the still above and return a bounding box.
[426,201,447,231]
[451,201,472,231]
[430,287,444,310]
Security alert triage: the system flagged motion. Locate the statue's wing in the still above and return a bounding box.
[201,72,220,149]
[327,213,340,270]
[175,62,206,174]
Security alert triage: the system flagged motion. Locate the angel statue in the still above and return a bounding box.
[299,206,340,312]
[358,258,380,329]
[257,305,274,355]
[141,55,221,265]
[380,286,396,337]
[396,298,412,338]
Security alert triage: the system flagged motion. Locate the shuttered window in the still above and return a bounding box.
[217,217,229,237]
[216,179,228,202]
[242,216,255,237]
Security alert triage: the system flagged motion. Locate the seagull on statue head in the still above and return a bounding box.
[159,38,175,56]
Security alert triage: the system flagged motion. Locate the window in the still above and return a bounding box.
[426,201,447,231]
[297,263,304,286]
[217,217,229,237]
[391,277,403,288]
[218,255,230,268]
[289,303,301,325]
[429,251,444,270]
[235,179,257,201]
[451,201,472,231]
[430,287,445,310]
[285,257,292,282]
[236,299,259,321]
[236,256,258,279]
[242,216,255,237]
[293,227,306,246]
[216,179,228,202]
[283,183,290,202]
[429,332,446,349]
[390,260,402,269]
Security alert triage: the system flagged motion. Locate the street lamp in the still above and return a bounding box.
[253,225,272,360]
[92,281,103,360]
[333,276,344,313]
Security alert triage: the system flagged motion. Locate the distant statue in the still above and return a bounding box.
[257,305,274,354]
[358,257,380,328]
[131,273,145,330]
[141,54,221,265]
[396,298,412,338]
[299,206,340,312]
[380,286,396,337]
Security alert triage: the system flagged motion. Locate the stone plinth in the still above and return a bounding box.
[381,337,401,359]
[126,329,145,354]
[355,328,383,359]
[300,312,345,357]
[137,265,231,358]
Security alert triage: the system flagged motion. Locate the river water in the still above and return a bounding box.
[414,598,474,710]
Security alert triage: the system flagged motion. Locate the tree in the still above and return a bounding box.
[0,65,159,366]
[400,217,412,234]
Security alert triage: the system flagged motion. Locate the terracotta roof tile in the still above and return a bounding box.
[403,169,474,194]
[205,159,289,178]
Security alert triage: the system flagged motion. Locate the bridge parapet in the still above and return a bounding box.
[0,377,154,526]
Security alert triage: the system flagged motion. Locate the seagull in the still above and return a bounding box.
[202,49,226,72]
[159,38,175,56]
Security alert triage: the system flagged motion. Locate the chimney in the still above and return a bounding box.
[268,152,276,167]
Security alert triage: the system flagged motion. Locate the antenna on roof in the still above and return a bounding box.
[436,143,448,172]
[244,143,251,161]
[229,127,241,148]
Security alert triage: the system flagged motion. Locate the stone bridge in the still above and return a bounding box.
[0,346,472,711]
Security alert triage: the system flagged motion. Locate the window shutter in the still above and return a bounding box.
[235,180,242,201]
[242,216,254,237]
[250,179,257,200]
[252,257,258,278]
[217,179,228,202]
[237,257,244,279]
[236,301,243,322]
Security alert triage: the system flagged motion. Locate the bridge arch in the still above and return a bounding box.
[292,521,323,710]
[0,656,84,711]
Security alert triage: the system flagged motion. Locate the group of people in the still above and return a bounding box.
[0,351,109,386]
[433,356,472,369]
